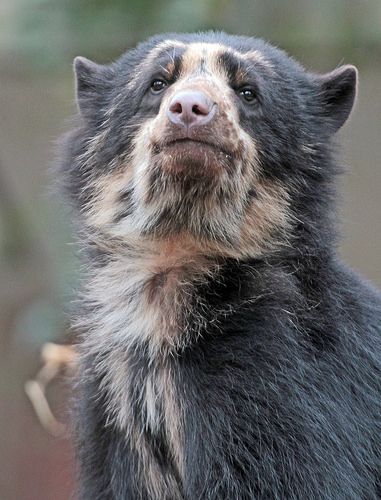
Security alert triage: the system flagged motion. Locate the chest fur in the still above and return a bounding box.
[82,242,214,352]
[80,246,215,496]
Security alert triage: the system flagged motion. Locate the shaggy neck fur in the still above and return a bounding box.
[77,234,230,497]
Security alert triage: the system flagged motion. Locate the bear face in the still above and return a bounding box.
[63,32,357,260]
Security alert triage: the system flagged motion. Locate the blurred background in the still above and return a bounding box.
[0,1,380,498]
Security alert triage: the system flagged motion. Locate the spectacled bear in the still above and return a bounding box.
[58,32,381,499]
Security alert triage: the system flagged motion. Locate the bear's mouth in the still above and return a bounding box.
[151,137,234,178]
[153,137,232,158]
[161,138,232,158]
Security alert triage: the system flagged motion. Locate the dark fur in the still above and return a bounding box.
[59,32,381,499]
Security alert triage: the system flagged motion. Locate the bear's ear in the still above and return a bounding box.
[317,64,357,133]
[316,65,358,133]
[73,56,111,119]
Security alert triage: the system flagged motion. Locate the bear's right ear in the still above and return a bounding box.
[73,56,111,119]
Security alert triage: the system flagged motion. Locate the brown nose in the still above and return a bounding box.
[167,91,215,128]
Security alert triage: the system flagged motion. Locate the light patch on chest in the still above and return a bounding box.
[79,238,214,496]
[83,252,205,355]
[95,348,184,498]
[79,236,216,424]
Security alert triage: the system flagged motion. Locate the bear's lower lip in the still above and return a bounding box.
[153,139,232,178]
[155,138,232,162]
[165,138,225,154]
[162,138,232,158]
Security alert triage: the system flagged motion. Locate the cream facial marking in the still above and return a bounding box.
[82,41,290,258]
[126,39,187,92]
[77,41,271,181]
[178,42,271,77]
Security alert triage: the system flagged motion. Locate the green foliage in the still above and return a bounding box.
[8,0,215,68]
[3,0,381,71]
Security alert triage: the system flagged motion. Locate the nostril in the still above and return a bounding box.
[170,101,182,114]
[192,104,207,116]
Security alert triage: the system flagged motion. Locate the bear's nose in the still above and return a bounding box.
[167,91,216,128]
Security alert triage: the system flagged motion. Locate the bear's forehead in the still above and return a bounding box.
[149,39,270,72]
[126,39,274,91]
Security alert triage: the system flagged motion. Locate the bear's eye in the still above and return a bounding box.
[238,88,257,103]
[151,79,168,94]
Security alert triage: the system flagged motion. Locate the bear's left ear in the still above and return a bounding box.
[316,65,358,133]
